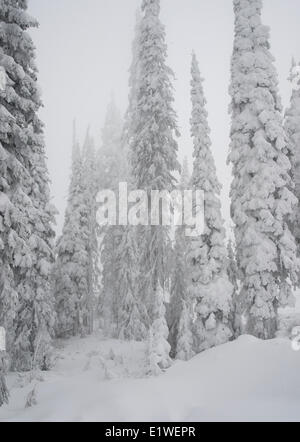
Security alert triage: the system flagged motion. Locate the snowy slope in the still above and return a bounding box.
[0,332,300,422]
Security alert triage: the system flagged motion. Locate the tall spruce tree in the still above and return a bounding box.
[188,53,233,352]
[228,0,299,339]
[114,10,152,341]
[285,59,300,263]
[0,0,56,371]
[130,0,180,326]
[54,125,90,338]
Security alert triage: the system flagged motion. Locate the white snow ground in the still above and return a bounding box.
[0,330,300,422]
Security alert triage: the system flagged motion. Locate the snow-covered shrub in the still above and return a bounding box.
[147,284,172,375]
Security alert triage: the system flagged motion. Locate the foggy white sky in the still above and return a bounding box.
[29,0,300,234]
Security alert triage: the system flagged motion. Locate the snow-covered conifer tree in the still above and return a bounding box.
[131,0,180,190]
[81,129,99,335]
[285,59,300,261]
[54,125,89,338]
[0,0,56,370]
[12,115,56,370]
[117,227,148,341]
[99,227,122,336]
[98,98,124,190]
[168,158,190,355]
[148,283,171,374]
[130,0,180,319]
[188,53,233,352]
[229,0,299,339]
[98,100,125,335]
[123,9,142,150]
[113,10,152,340]
[176,301,195,361]
[147,328,160,376]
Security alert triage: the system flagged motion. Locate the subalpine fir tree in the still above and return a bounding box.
[188,53,233,352]
[168,158,190,355]
[0,0,56,371]
[115,10,151,340]
[54,125,89,338]
[130,0,180,319]
[176,301,195,361]
[285,59,300,260]
[229,0,299,339]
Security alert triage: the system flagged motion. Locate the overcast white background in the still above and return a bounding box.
[28,0,300,233]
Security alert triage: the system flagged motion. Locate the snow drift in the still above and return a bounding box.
[0,333,300,422]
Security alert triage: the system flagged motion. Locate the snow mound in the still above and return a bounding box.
[0,333,300,422]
